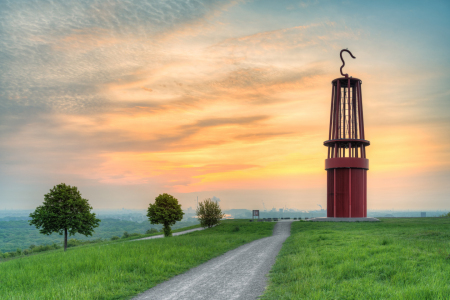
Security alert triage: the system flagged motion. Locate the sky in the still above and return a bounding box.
[1,0,449,211]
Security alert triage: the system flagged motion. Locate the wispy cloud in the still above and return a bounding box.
[0,0,449,210]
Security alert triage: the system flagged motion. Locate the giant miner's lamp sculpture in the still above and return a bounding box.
[324,49,369,218]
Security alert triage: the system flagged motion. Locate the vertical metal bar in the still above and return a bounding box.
[347,78,351,140]
[358,80,365,140]
[352,81,358,139]
[328,83,335,140]
[363,170,366,217]
[349,142,352,158]
[335,80,341,140]
[334,168,336,218]
[365,170,367,217]
[349,168,352,218]
[357,81,363,140]
[343,83,346,139]
[327,146,330,159]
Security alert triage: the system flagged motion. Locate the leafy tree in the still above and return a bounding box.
[147,193,184,237]
[196,198,224,228]
[29,183,100,251]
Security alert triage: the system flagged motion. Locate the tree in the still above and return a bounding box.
[196,198,224,228]
[147,193,184,237]
[29,183,100,251]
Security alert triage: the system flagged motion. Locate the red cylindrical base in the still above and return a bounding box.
[327,168,367,218]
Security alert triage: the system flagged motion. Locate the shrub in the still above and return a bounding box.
[22,249,30,255]
[29,244,36,250]
[111,236,120,241]
[67,239,80,248]
[196,198,224,228]
[146,228,159,234]
[122,231,129,238]
[440,212,450,217]
[16,248,22,255]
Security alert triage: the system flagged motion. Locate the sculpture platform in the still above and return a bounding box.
[307,217,379,222]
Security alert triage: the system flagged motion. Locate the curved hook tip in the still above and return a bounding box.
[340,49,356,77]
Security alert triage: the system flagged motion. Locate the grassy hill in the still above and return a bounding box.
[0,220,274,299]
[262,218,450,299]
[0,218,199,253]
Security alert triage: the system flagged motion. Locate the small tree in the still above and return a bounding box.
[196,198,224,228]
[29,183,100,251]
[147,193,184,237]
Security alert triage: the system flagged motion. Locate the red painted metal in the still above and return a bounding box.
[325,50,369,218]
[325,158,368,169]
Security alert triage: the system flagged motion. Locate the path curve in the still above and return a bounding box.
[133,220,293,300]
[134,227,206,241]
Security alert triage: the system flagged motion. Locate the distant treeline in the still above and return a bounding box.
[0,218,199,253]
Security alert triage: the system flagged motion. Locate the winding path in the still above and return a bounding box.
[133,220,293,300]
[133,227,207,241]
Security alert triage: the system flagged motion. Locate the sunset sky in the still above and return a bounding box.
[1,0,449,211]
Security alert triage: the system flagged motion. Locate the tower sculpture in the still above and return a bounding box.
[324,49,369,218]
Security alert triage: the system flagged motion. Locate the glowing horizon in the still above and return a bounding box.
[1,0,449,211]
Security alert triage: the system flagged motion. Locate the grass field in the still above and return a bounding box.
[262,218,450,300]
[0,220,274,299]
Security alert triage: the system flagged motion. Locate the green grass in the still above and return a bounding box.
[0,218,200,253]
[0,223,203,260]
[0,220,274,299]
[262,218,450,300]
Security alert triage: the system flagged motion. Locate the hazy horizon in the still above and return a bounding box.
[1,0,449,211]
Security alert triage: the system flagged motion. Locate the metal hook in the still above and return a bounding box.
[340,49,356,78]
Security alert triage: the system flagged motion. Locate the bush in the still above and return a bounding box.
[67,239,80,248]
[22,249,30,255]
[111,236,120,241]
[440,212,450,217]
[146,228,159,234]
[29,244,36,250]
[122,231,129,238]
[196,198,224,228]
[16,248,22,255]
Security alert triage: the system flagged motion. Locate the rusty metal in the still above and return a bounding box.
[324,49,369,218]
[340,49,356,78]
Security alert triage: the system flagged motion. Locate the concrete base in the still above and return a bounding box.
[307,217,380,222]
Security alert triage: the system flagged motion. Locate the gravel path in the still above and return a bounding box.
[133,227,206,241]
[133,220,293,300]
